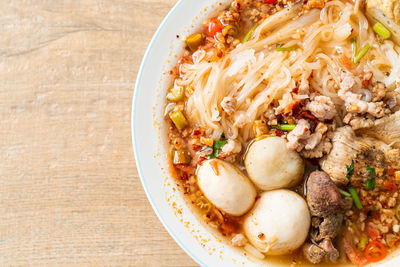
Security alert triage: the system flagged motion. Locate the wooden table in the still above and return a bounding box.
[0,0,197,266]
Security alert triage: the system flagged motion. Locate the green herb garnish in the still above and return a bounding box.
[346,160,355,180]
[207,140,228,159]
[373,22,391,39]
[272,124,297,131]
[366,167,376,190]
[338,188,351,197]
[354,43,370,64]
[349,187,363,210]
[350,37,358,58]
[243,22,258,43]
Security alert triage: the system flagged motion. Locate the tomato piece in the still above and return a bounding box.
[206,19,223,37]
[264,0,276,3]
[383,180,397,193]
[365,241,386,262]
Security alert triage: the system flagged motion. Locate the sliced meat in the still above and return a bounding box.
[320,127,362,185]
[342,196,353,210]
[286,119,325,152]
[306,171,344,217]
[305,171,345,264]
[300,138,332,159]
[361,110,400,148]
[320,126,400,185]
[343,113,374,130]
[287,119,311,151]
[338,72,385,118]
[319,238,340,262]
[306,95,337,121]
[303,243,326,264]
[304,132,323,150]
[221,139,241,155]
[317,214,343,241]
[371,81,386,102]
[302,239,339,264]
[219,139,242,163]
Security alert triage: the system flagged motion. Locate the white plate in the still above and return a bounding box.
[132,1,400,266]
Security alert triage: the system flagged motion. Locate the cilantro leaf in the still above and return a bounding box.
[366,167,376,190]
[206,140,228,159]
[346,160,355,180]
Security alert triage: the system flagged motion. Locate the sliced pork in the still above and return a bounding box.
[320,126,400,185]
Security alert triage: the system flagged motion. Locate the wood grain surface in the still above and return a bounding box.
[0,0,197,266]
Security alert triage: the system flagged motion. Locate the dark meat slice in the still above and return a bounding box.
[304,171,347,264]
[319,238,339,262]
[311,217,322,228]
[310,214,343,242]
[302,239,339,264]
[318,214,343,241]
[306,171,345,217]
[303,243,325,264]
[342,196,353,210]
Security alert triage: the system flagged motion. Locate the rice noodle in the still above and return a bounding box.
[180,0,400,144]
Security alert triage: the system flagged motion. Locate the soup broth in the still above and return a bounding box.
[164,0,400,265]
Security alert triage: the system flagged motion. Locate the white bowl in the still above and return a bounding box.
[132,0,400,266]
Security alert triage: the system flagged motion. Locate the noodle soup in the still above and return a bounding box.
[164,0,400,265]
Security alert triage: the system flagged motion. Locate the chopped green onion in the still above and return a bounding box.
[186,33,204,52]
[166,85,185,102]
[272,124,297,131]
[349,187,363,210]
[354,43,370,64]
[243,22,258,43]
[169,110,188,130]
[214,140,228,150]
[275,44,300,52]
[373,22,391,39]
[346,160,355,180]
[366,167,376,190]
[207,140,228,159]
[366,167,375,175]
[339,188,351,197]
[350,37,358,58]
[222,25,238,37]
[366,179,375,190]
[358,235,369,250]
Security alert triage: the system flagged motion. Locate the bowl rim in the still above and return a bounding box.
[131,1,400,266]
[131,1,207,266]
